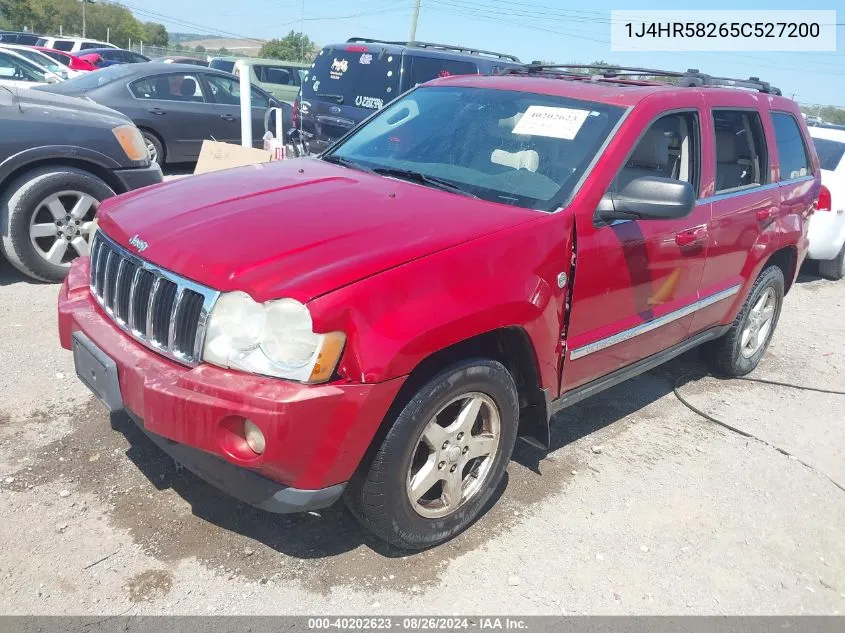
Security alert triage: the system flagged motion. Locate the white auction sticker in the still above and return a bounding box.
[512,106,590,140]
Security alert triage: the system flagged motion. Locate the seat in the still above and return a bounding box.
[265,68,290,85]
[617,128,671,189]
[153,76,171,99]
[179,77,201,101]
[715,130,750,191]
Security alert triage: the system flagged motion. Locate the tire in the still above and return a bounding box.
[818,243,845,281]
[140,129,165,166]
[345,359,519,549]
[707,265,785,377]
[0,166,115,282]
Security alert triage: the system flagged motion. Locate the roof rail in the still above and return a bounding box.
[345,37,520,62]
[509,64,782,95]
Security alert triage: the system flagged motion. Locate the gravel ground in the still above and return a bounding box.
[0,245,843,615]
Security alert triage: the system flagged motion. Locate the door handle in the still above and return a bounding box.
[675,226,708,248]
[220,114,236,121]
[147,107,166,115]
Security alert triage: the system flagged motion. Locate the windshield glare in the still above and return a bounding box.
[327,86,624,211]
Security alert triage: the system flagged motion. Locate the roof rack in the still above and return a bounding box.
[508,64,782,95]
[345,38,520,62]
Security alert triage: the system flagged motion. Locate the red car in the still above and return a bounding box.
[35,46,97,72]
[58,66,822,549]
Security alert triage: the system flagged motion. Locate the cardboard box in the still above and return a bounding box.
[194,141,273,175]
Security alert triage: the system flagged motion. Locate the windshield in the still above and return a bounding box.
[301,47,400,110]
[812,137,845,171]
[57,64,133,90]
[209,59,235,74]
[326,86,625,211]
[12,48,62,74]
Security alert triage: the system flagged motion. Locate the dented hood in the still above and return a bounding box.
[97,158,540,302]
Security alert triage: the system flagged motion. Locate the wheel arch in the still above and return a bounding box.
[764,245,798,294]
[0,156,125,197]
[135,126,166,163]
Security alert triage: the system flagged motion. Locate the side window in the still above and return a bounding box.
[256,65,299,86]
[772,112,811,181]
[0,51,46,82]
[251,87,270,108]
[712,110,768,193]
[410,57,478,86]
[130,74,204,102]
[205,73,271,108]
[53,40,73,52]
[79,42,102,51]
[611,111,700,195]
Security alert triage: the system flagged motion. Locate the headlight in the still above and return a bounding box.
[202,292,345,383]
[112,124,149,161]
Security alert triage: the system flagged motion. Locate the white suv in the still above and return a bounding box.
[35,37,116,53]
[808,126,845,280]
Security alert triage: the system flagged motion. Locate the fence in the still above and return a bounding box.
[127,44,210,61]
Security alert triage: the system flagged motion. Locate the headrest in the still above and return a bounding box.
[630,128,669,168]
[716,130,738,163]
[180,77,197,97]
[491,148,539,172]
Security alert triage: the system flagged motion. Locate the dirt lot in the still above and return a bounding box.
[0,251,843,615]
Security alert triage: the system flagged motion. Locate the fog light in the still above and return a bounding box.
[243,419,265,455]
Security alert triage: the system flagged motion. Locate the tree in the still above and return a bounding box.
[216,46,230,56]
[260,31,315,62]
[194,44,205,53]
[143,21,168,46]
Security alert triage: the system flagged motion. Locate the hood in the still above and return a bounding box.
[19,87,129,126]
[98,158,541,302]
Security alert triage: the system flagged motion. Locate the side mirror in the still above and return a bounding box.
[45,74,60,84]
[597,176,696,223]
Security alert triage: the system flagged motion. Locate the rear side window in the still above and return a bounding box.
[52,40,74,51]
[712,110,769,193]
[255,65,301,86]
[79,42,103,51]
[772,113,812,181]
[0,51,46,82]
[209,59,235,73]
[44,50,72,65]
[409,56,478,87]
[301,47,401,111]
[811,137,845,171]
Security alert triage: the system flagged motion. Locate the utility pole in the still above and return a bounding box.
[409,0,421,42]
[82,0,87,37]
[300,0,305,61]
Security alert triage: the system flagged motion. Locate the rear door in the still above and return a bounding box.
[690,106,778,333]
[299,45,401,153]
[563,102,712,390]
[201,73,279,147]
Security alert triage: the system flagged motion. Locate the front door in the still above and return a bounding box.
[563,109,710,391]
[202,73,275,148]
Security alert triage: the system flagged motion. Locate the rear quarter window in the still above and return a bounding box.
[409,56,478,86]
[811,137,845,171]
[301,47,401,110]
[52,40,74,52]
[772,112,812,181]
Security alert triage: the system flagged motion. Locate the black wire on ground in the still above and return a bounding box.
[673,374,845,495]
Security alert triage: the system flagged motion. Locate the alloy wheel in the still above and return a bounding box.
[28,190,98,267]
[406,392,501,519]
[740,287,777,358]
[144,137,158,163]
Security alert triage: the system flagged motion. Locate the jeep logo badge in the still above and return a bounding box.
[129,235,149,253]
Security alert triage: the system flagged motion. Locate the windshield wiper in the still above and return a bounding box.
[370,167,479,199]
[321,154,374,173]
[315,93,344,104]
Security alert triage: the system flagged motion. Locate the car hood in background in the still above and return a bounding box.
[97,158,541,302]
[17,86,129,126]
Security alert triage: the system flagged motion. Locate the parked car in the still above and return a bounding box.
[0,43,79,79]
[58,67,819,548]
[0,48,63,90]
[153,56,209,67]
[36,46,98,72]
[294,38,522,154]
[72,47,150,68]
[807,126,845,279]
[209,56,308,104]
[35,36,115,53]
[0,30,42,45]
[36,63,291,165]
[0,87,161,282]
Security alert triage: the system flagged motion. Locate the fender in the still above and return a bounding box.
[0,145,123,186]
[309,211,575,399]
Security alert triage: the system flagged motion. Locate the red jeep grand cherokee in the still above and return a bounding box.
[58,66,820,548]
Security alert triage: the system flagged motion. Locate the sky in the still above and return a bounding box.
[126,0,845,107]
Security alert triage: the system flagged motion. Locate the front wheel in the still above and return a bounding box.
[345,359,519,549]
[140,129,165,165]
[707,265,785,376]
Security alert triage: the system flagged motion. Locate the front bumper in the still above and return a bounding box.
[112,162,163,193]
[58,259,405,508]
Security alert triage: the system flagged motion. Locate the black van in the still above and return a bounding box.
[293,38,521,154]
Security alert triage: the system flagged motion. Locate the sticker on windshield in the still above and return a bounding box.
[330,58,349,80]
[355,95,384,110]
[512,106,590,140]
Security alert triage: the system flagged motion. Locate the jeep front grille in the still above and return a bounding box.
[88,231,219,366]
